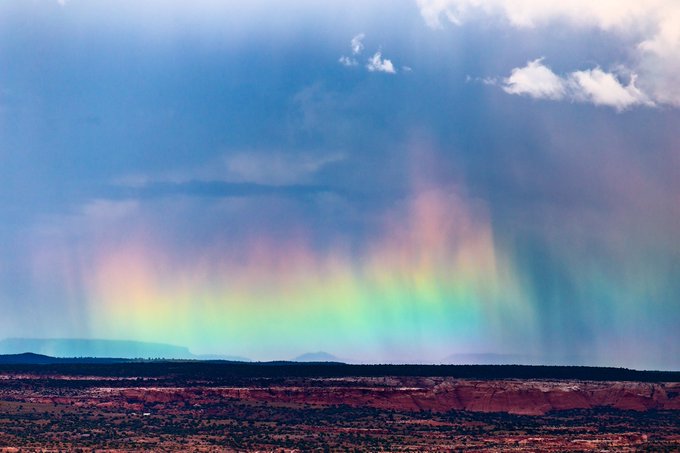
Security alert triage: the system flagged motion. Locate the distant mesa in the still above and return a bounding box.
[293,351,344,363]
[0,338,250,362]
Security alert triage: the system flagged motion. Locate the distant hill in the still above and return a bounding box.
[293,352,344,363]
[0,352,136,365]
[0,338,195,359]
[0,338,252,362]
[0,353,63,365]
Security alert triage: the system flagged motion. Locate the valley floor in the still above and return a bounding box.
[0,367,677,451]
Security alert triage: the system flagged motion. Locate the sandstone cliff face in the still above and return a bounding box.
[85,379,680,416]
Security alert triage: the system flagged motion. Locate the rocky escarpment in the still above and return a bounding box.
[76,378,680,415]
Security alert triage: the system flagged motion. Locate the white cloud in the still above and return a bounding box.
[417,0,680,107]
[339,33,364,68]
[366,52,396,74]
[501,58,651,111]
[568,68,652,110]
[117,151,346,188]
[338,56,357,67]
[221,152,345,185]
[339,34,401,74]
[503,58,566,100]
[350,33,365,55]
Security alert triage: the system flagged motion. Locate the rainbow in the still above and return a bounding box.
[83,187,536,362]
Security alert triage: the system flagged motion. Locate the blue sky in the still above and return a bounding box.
[0,0,678,367]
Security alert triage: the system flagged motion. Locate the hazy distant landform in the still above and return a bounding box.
[0,338,650,368]
[0,338,250,362]
[0,339,597,366]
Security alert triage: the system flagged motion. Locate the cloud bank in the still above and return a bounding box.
[417,0,680,108]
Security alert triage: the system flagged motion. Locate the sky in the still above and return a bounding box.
[0,0,678,368]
